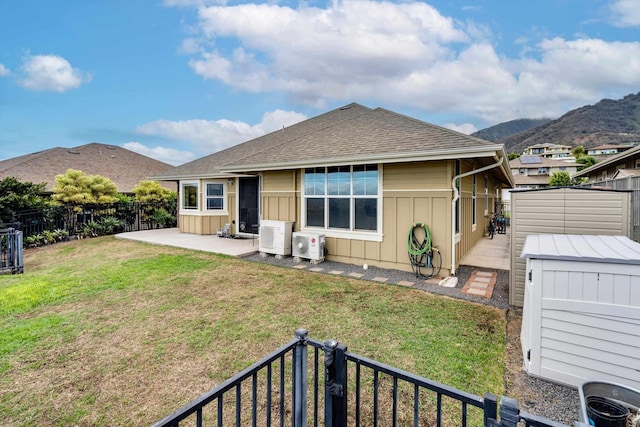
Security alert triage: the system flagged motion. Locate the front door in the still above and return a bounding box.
[238,176,259,235]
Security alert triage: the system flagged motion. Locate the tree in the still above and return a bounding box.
[549,171,571,187]
[572,145,585,158]
[52,169,118,207]
[508,152,520,160]
[576,155,597,171]
[0,177,49,224]
[132,180,176,203]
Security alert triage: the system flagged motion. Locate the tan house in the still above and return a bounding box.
[522,143,573,160]
[509,156,579,189]
[152,103,514,276]
[586,144,632,156]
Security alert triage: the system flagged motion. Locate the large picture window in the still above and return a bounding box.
[303,165,379,232]
[182,182,198,210]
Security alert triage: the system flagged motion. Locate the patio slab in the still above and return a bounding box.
[115,228,259,257]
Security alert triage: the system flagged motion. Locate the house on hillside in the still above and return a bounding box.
[151,103,514,277]
[0,143,176,193]
[586,144,632,156]
[509,156,579,189]
[573,145,640,182]
[522,143,573,160]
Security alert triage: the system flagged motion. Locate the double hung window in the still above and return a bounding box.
[304,165,379,232]
[205,182,224,210]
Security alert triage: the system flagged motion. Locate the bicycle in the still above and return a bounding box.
[486,212,497,239]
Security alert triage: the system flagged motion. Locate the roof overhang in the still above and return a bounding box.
[221,144,515,188]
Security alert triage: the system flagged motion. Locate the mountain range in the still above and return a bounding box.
[472,92,640,155]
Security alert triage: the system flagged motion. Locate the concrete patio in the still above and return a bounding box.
[116,227,510,271]
[115,228,259,257]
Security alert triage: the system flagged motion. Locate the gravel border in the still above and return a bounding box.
[241,253,580,425]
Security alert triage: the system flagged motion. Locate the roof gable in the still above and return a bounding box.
[160,103,372,179]
[152,102,513,187]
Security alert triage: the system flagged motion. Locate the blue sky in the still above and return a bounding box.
[1,0,639,166]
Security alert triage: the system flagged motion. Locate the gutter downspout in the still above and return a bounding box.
[450,156,505,276]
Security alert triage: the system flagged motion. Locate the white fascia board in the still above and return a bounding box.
[220,146,505,173]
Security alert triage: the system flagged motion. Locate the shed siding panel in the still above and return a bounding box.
[510,188,632,306]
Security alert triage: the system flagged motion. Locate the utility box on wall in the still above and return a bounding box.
[520,234,640,390]
[259,220,293,256]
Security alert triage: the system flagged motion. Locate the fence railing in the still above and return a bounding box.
[152,329,570,427]
[10,201,177,240]
[0,228,23,274]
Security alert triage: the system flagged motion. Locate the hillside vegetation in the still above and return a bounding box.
[472,118,551,142]
[475,92,640,154]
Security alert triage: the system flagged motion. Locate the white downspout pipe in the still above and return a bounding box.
[450,156,505,276]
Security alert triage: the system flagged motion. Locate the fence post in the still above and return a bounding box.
[483,393,498,426]
[498,396,520,427]
[324,339,347,427]
[293,329,308,427]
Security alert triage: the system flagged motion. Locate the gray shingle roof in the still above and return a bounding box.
[0,143,176,192]
[152,103,512,186]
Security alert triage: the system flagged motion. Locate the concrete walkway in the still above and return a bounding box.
[459,228,510,271]
[115,228,259,257]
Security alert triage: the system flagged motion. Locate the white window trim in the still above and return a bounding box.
[300,165,383,242]
[180,180,199,213]
[203,180,228,215]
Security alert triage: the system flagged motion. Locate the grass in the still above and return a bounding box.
[0,237,506,426]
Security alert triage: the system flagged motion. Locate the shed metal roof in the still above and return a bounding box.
[521,234,640,265]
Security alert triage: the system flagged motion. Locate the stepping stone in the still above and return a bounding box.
[461,270,497,298]
[348,272,364,278]
[397,281,415,287]
[309,267,324,272]
[329,270,344,275]
[372,277,388,283]
[293,265,307,269]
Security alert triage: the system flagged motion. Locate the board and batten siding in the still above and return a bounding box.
[510,188,631,307]
[261,170,298,223]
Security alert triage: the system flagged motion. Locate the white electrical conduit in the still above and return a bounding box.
[450,156,505,276]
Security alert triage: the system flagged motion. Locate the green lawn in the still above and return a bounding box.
[0,237,506,426]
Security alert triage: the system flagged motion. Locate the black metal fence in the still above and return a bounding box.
[152,329,570,427]
[0,228,23,274]
[10,201,177,241]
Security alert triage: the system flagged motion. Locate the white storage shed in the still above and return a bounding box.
[520,234,640,389]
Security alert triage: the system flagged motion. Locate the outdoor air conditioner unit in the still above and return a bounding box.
[259,220,293,256]
[292,232,325,262]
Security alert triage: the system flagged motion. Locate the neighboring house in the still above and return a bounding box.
[573,144,640,182]
[0,142,176,193]
[586,144,632,156]
[151,103,514,277]
[522,143,573,160]
[509,155,579,189]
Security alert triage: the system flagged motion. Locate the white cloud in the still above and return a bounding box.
[0,64,10,77]
[609,0,640,27]
[444,123,478,135]
[173,0,640,126]
[19,54,92,92]
[135,109,308,154]
[123,142,197,166]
